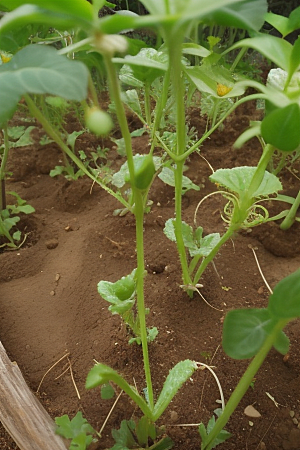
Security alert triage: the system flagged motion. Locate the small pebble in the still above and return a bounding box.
[50,290,55,296]
[170,411,178,422]
[292,418,299,425]
[290,411,295,418]
[46,239,58,249]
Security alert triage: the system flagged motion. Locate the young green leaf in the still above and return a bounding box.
[101,383,115,400]
[55,412,94,450]
[199,413,232,448]
[159,167,200,194]
[222,308,276,359]
[152,360,198,421]
[97,269,136,314]
[268,269,300,319]
[210,167,282,198]
[111,420,137,450]
[163,219,220,257]
[261,103,300,152]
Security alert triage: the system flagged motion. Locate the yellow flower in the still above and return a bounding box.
[0,53,12,64]
[217,83,232,97]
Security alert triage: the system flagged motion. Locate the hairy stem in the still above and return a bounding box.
[103,54,153,408]
[0,124,9,211]
[168,31,192,287]
[134,189,154,409]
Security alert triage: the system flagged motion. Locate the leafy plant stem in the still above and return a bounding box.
[24,94,130,208]
[201,319,288,450]
[134,188,154,409]
[103,53,154,408]
[0,123,9,211]
[280,189,300,230]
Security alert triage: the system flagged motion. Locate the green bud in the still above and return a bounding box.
[85,107,113,136]
[133,154,156,190]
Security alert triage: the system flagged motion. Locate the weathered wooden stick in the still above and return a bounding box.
[0,342,67,450]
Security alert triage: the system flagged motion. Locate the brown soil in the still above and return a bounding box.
[1,103,300,450]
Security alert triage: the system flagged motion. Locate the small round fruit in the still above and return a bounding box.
[85,107,113,136]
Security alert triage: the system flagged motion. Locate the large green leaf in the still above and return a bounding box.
[222,308,274,359]
[0,3,93,38]
[201,0,267,32]
[261,103,300,152]
[0,44,88,127]
[264,12,293,38]
[225,34,292,72]
[153,360,198,421]
[268,269,300,319]
[210,167,282,198]
[0,0,93,19]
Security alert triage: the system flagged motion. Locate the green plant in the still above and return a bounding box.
[55,412,96,450]
[201,269,300,449]
[1,1,299,449]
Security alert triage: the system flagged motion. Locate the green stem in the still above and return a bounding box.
[193,226,236,285]
[280,189,300,230]
[167,32,193,287]
[230,47,247,72]
[0,124,10,211]
[134,189,154,409]
[247,144,275,197]
[88,72,100,108]
[24,94,130,209]
[103,54,153,408]
[144,82,151,126]
[202,319,288,450]
[178,93,267,162]
[103,55,135,181]
[175,161,193,286]
[193,144,275,285]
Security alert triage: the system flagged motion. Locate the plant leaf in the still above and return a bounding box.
[0,44,88,127]
[222,308,276,359]
[210,167,282,197]
[261,103,300,152]
[114,48,168,84]
[264,12,293,38]
[159,167,200,193]
[268,269,300,319]
[111,420,137,450]
[97,269,136,314]
[225,34,292,71]
[86,363,152,419]
[55,412,94,448]
[153,360,197,421]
